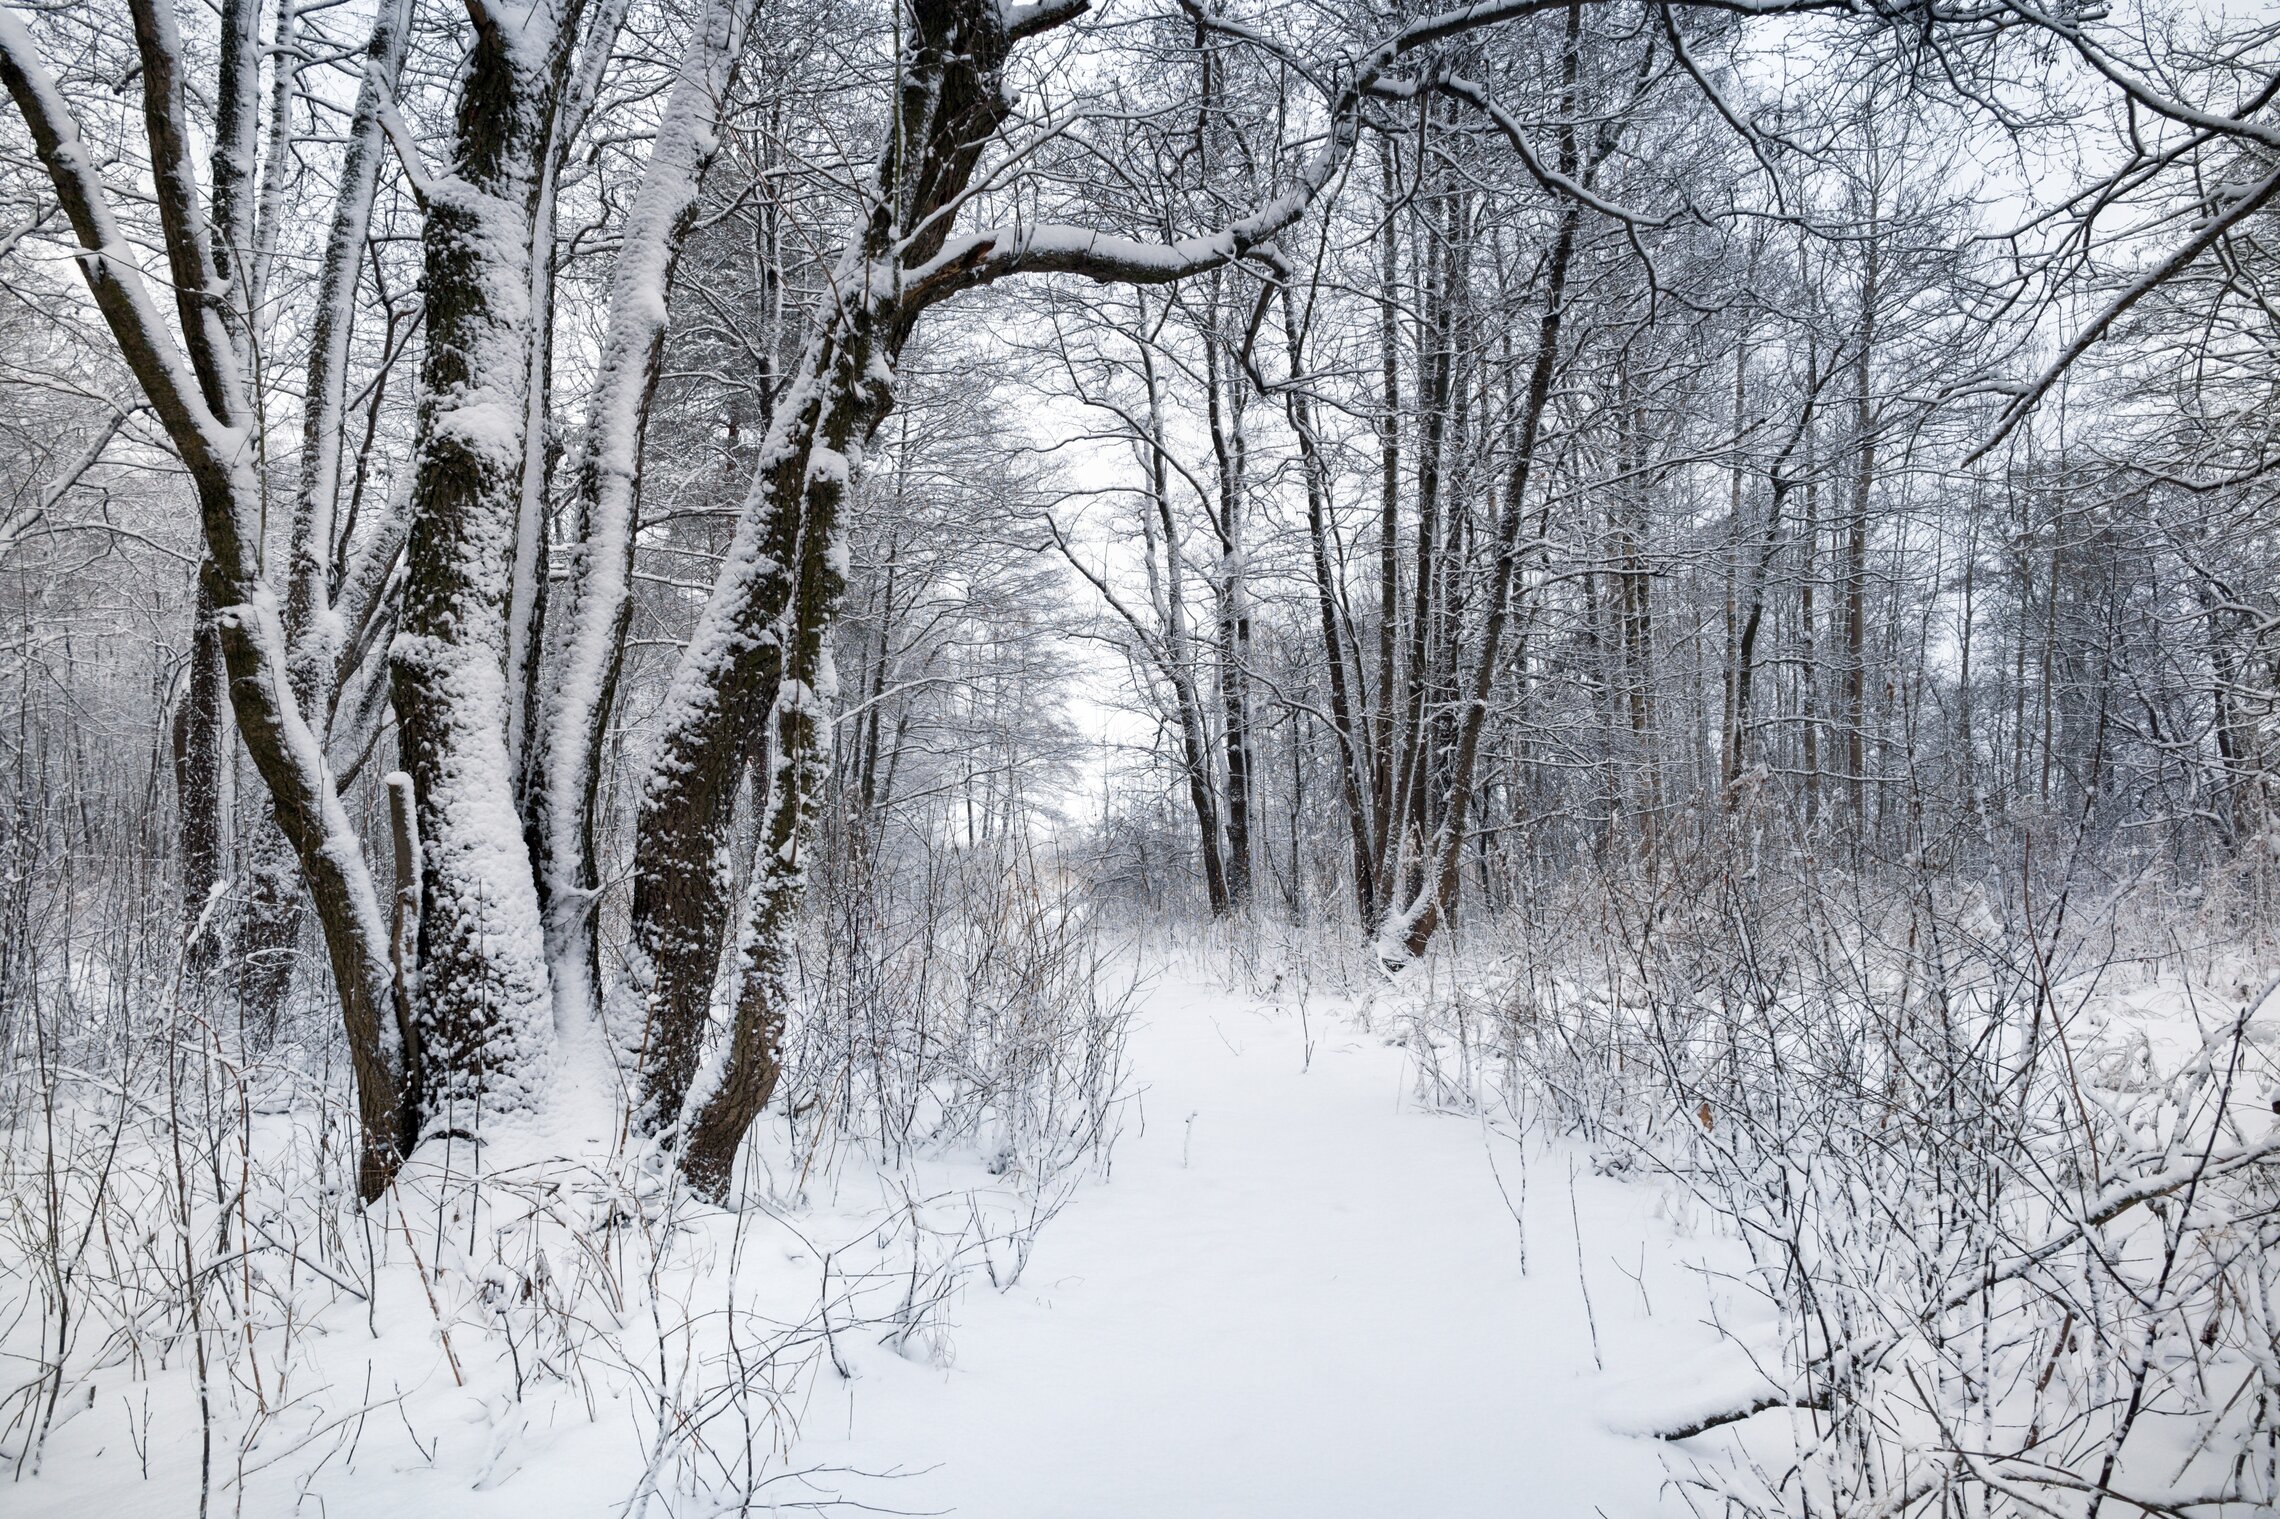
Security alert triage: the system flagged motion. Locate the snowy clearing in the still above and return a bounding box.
[800,958,1722,1518]
[6,950,1747,1518]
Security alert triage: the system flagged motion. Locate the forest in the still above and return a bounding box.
[0,0,2277,1511]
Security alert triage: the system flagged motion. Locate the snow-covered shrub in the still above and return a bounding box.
[774,835,1136,1208]
[0,828,1137,1511]
[1407,856,2280,1517]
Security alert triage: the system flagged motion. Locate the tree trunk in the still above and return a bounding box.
[388,0,582,1122]
[5,1,414,1194]
[618,0,1067,1179]
[1275,284,1376,923]
[1383,175,1457,906]
[1844,216,1879,822]
[1379,195,1579,963]
[1798,366,1821,826]
[1726,357,1823,805]
[235,814,299,1036]
[1370,140,1403,907]
[1204,302,1255,907]
[677,464,848,1195]
[1376,2,1596,966]
[527,0,755,1036]
[173,579,228,976]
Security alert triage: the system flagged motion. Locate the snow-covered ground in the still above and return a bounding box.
[7,954,1749,1517]
[795,959,1729,1517]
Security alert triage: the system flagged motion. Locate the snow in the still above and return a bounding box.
[805,444,849,485]
[3,948,1750,1517]
[1597,1344,1792,1441]
[791,956,1722,1516]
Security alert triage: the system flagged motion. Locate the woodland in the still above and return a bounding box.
[0,0,2278,1511]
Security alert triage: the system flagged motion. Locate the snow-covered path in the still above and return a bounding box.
[807,961,1707,1517]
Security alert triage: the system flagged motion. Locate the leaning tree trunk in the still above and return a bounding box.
[1725,365,1825,806]
[622,0,1403,1184]
[676,443,851,1195]
[1375,5,1597,968]
[615,295,899,1145]
[1270,281,1376,925]
[1369,142,1403,903]
[1141,335,1231,915]
[618,0,1111,1189]
[527,0,756,1035]
[2,0,414,1194]
[1378,195,1579,965]
[227,0,415,1047]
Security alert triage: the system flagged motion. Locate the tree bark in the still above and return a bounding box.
[1375,2,1598,966]
[1204,298,1255,907]
[173,579,228,977]
[388,0,584,1120]
[1370,141,1404,908]
[1725,354,1825,804]
[1844,212,1880,822]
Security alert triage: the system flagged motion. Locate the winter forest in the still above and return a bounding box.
[1,0,2278,1510]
